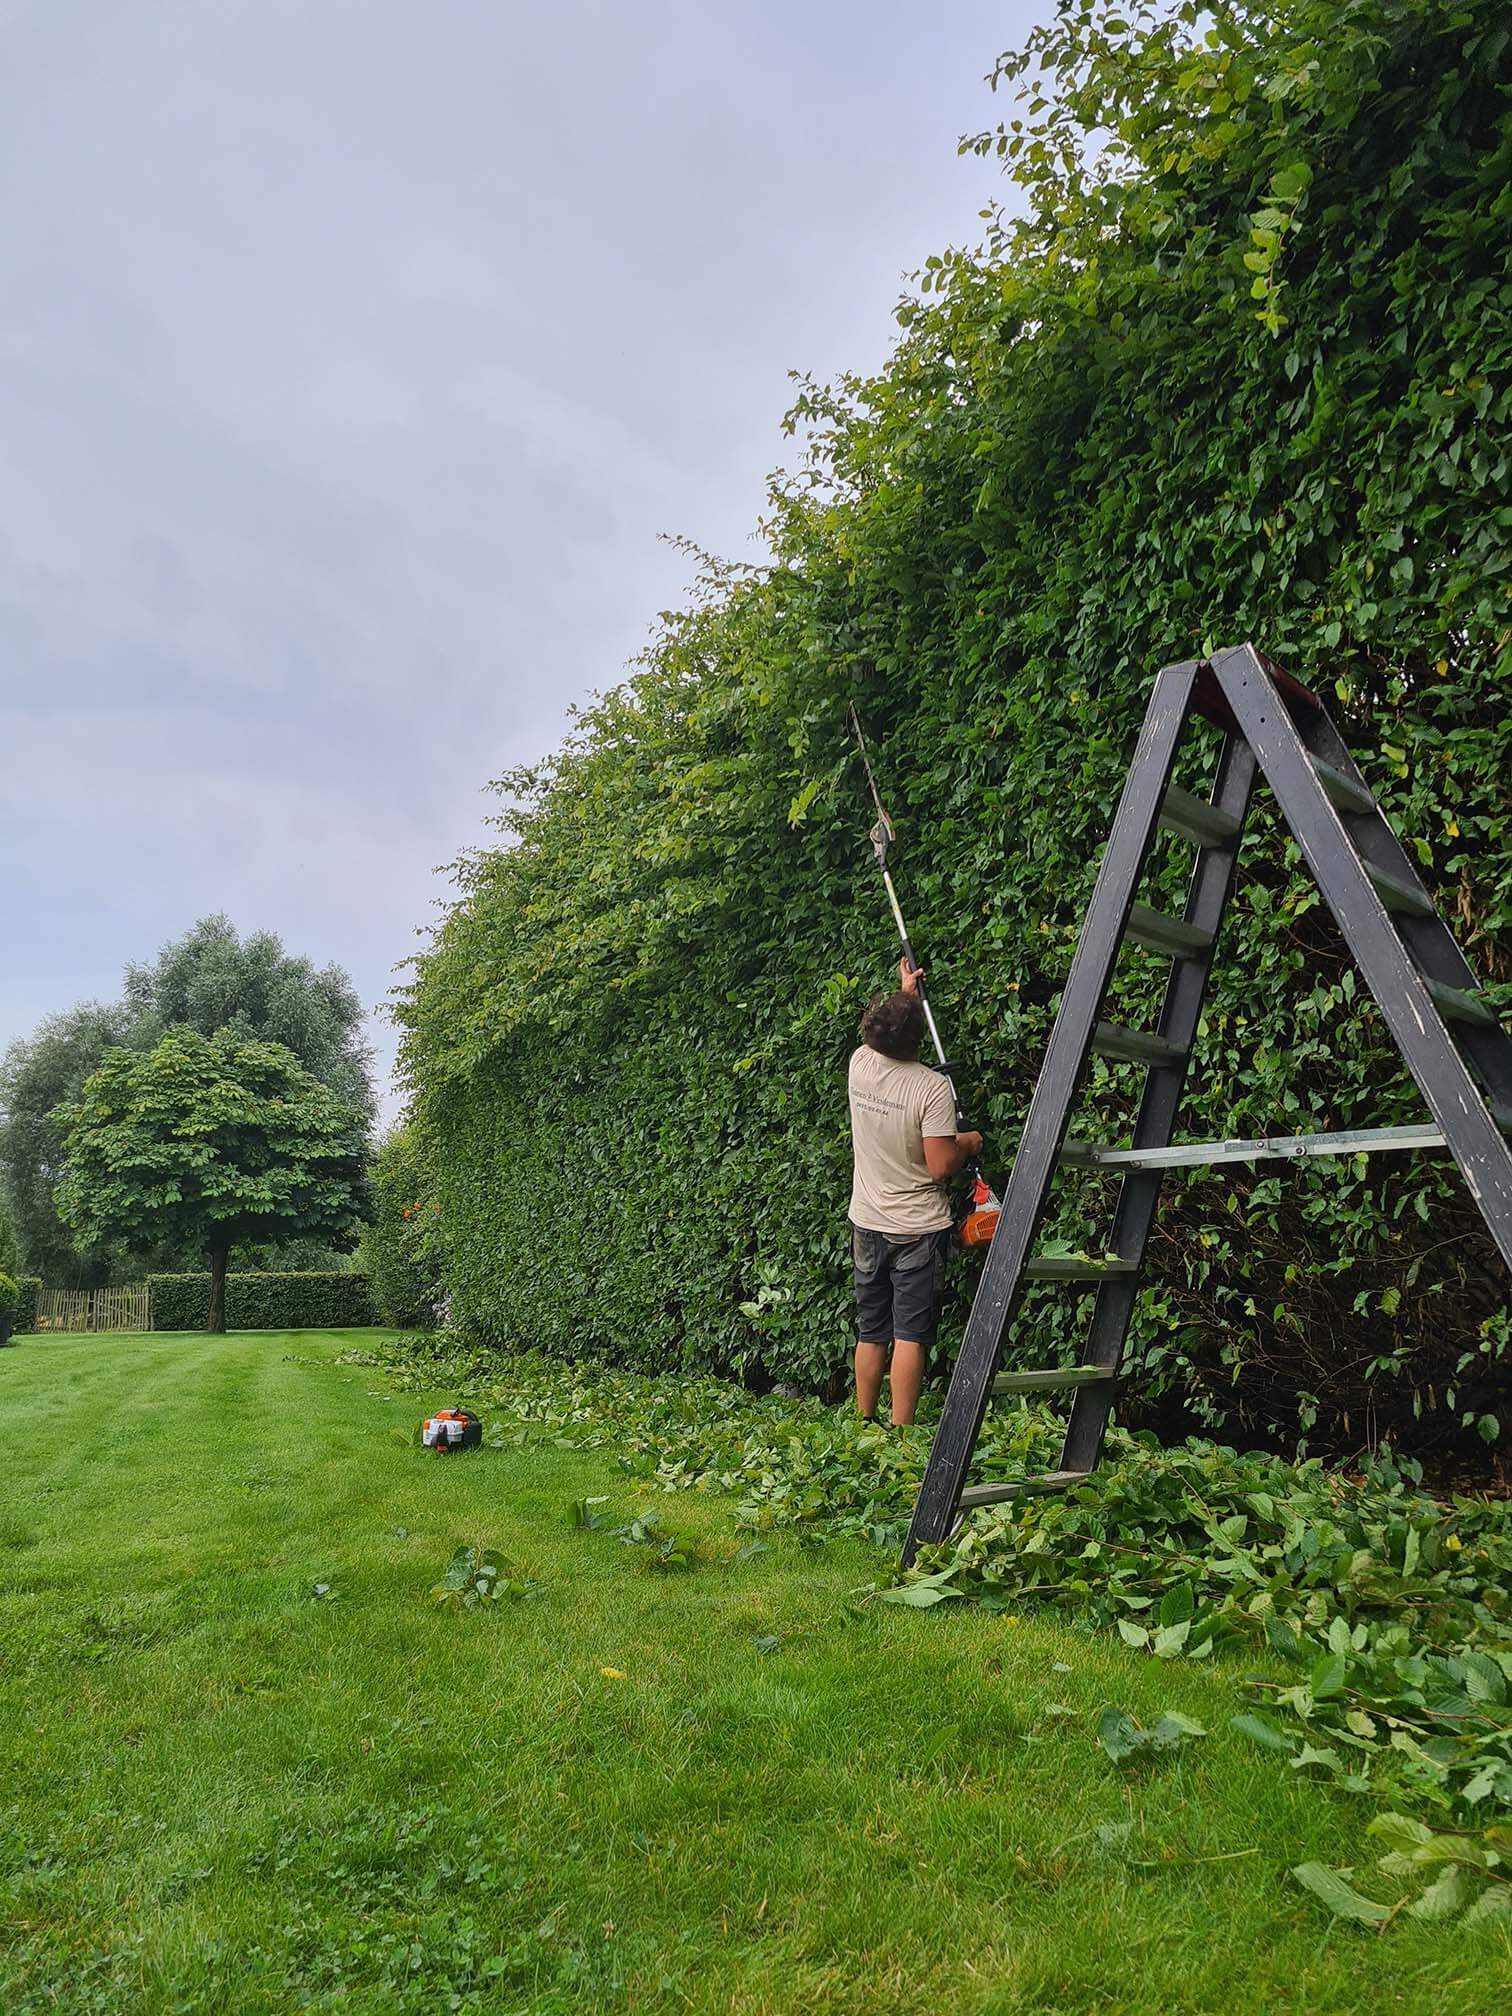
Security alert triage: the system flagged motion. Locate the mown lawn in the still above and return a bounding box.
[1,1330,1504,2014]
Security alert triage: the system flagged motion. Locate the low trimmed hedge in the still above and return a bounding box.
[13,1278,41,1335]
[148,1272,375,1332]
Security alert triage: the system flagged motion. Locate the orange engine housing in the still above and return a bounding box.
[959,1206,1000,1248]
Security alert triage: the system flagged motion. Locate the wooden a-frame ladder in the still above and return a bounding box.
[901,644,1512,1568]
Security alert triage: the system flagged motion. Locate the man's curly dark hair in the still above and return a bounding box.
[860,988,926,1061]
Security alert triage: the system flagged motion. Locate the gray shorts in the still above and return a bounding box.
[851,1220,952,1348]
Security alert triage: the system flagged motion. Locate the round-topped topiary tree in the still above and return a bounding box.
[56,1031,370,1335]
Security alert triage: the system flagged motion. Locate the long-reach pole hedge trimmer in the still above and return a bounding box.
[847,704,1001,1246]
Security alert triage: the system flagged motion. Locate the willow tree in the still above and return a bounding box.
[56,1031,369,1333]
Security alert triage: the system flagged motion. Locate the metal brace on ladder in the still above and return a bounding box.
[901,644,1512,1568]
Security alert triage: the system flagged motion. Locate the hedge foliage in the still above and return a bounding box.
[11,1277,41,1336]
[358,1128,446,1330]
[149,1272,375,1333]
[398,0,1512,1452]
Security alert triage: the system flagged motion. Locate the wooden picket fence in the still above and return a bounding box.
[34,1285,152,1334]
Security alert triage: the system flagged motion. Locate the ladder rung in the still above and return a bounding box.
[1311,758,1375,816]
[1124,903,1214,958]
[1063,1116,1512,1170]
[991,1365,1114,1395]
[1364,861,1434,918]
[1158,783,1242,848]
[1092,1021,1187,1068]
[1423,976,1498,1030]
[1063,1125,1449,1169]
[958,1471,1088,1511]
[1023,1255,1138,1282]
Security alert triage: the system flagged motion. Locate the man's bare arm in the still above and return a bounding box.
[924,1130,983,1182]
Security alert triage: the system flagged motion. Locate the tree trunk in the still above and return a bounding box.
[206,1238,231,1335]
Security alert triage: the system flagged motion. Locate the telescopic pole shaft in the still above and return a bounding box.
[847,704,961,1123]
[877,863,957,1111]
[848,700,996,1212]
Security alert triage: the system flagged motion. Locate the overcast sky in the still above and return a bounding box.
[1,1,1040,1120]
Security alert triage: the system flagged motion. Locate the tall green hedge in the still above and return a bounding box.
[149,1273,375,1333]
[399,0,1512,1452]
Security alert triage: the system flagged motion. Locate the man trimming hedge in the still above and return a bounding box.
[847,960,982,1425]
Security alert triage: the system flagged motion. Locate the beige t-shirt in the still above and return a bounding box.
[847,1044,957,1235]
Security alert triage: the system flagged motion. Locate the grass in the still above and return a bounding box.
[1,1330,1506,2014]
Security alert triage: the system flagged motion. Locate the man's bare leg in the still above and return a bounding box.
[889,1339,925,1425]
[854,1339,888,1421]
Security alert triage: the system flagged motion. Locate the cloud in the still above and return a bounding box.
[0,0,1029,1117]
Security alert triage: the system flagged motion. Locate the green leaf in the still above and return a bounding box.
[1230,1711,1297,1754]
[880,1579,961,1608]
[1366,1812,1433,1854]
[1309,1651,1348,1700]
[1292,1743,1344,1776]
[918,1720,961,1767]
[1292,1863,1392,1926]
[1406,1864,1472,1922]
[1461,1651,1507,1705]
[1097,1707,1141,1765]
[1265,1615,1303,1663]
[1158,1581,1195,1628]
[1464,1886,1512,1926]
[787,776,824,826]
[1097,1706,1203,1765]
[1151,1711,1206,1743]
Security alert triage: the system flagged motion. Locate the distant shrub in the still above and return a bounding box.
[13,1277,40,1335]
[0,1274,17,1345]
[149,1272,375,1332]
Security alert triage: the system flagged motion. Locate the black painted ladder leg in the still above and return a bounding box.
[1060,729,1257,1474]
[1212,645,1512,1269]
[1288,664,1512,1144]
[900,661,1202,1566]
